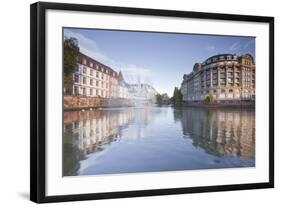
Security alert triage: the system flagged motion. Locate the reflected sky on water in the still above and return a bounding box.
[63,107,255,176]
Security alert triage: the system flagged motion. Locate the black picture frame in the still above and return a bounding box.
[30,1,274,203]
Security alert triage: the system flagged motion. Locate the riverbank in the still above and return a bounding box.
[64,96,134,111]
[182,101,255,108]
[64,96,155,111]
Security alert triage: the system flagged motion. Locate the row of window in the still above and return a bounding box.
[198,88,255,94]
[77,65,118,81]
[82,58,117,76]
[74,75,111,89]
[73,86,109,97]
[205,55,238,64]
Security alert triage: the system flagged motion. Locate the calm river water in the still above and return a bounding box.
[63,106,255,176]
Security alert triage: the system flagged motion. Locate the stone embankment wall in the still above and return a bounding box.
[64,96,134,110]
[182,100,255,108]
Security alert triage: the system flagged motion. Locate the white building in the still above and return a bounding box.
[72,52,119,98]
[128,83,157,103]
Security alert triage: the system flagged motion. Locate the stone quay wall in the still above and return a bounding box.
[64,96,134,110]
[182,100,255,108]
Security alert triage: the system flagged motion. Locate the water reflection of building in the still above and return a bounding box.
[63,108,155,175]
[64,109,133,156]
[176,108,255,160]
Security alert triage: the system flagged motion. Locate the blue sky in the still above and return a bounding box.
[64,28,255,96]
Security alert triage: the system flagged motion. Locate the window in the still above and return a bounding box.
[96,72,99,78]
[90,79,93,86]
[101,73,104,80]
[82,88,86,96]
[90,69,93,76]
[74,75,79,83]
[90,89,93,96]
[74,86,79,95]
[83,77,86,84]
[83,67,87,74]
[229,89,233,93]
[90,62,93,67]
[96,80,99,87]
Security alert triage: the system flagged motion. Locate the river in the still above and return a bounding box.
[63,106,255,176]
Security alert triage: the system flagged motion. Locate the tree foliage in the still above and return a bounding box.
[155,93,163,105]
[204,94,214,103]
[155,93,171,105]
[64,37,79,95]
[172,87,183,107]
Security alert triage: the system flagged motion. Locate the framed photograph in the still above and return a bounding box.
[30,1,274,203]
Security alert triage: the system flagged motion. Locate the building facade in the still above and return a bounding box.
[180,53,255,103]
[128,83,157,103]
[71,52,156,102]
[117,71,131,99]
[72,52,119,98]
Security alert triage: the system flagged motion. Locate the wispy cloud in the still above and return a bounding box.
[243,39,255,49]
[229,42,240,51]
[64,29,109,63]
[206,45,216,51]
[64,29,152,85]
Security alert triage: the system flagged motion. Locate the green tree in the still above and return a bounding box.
[155,93,163,105]
[172,87,183,107]
[64,37,79,95]
[204,94,214,103]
